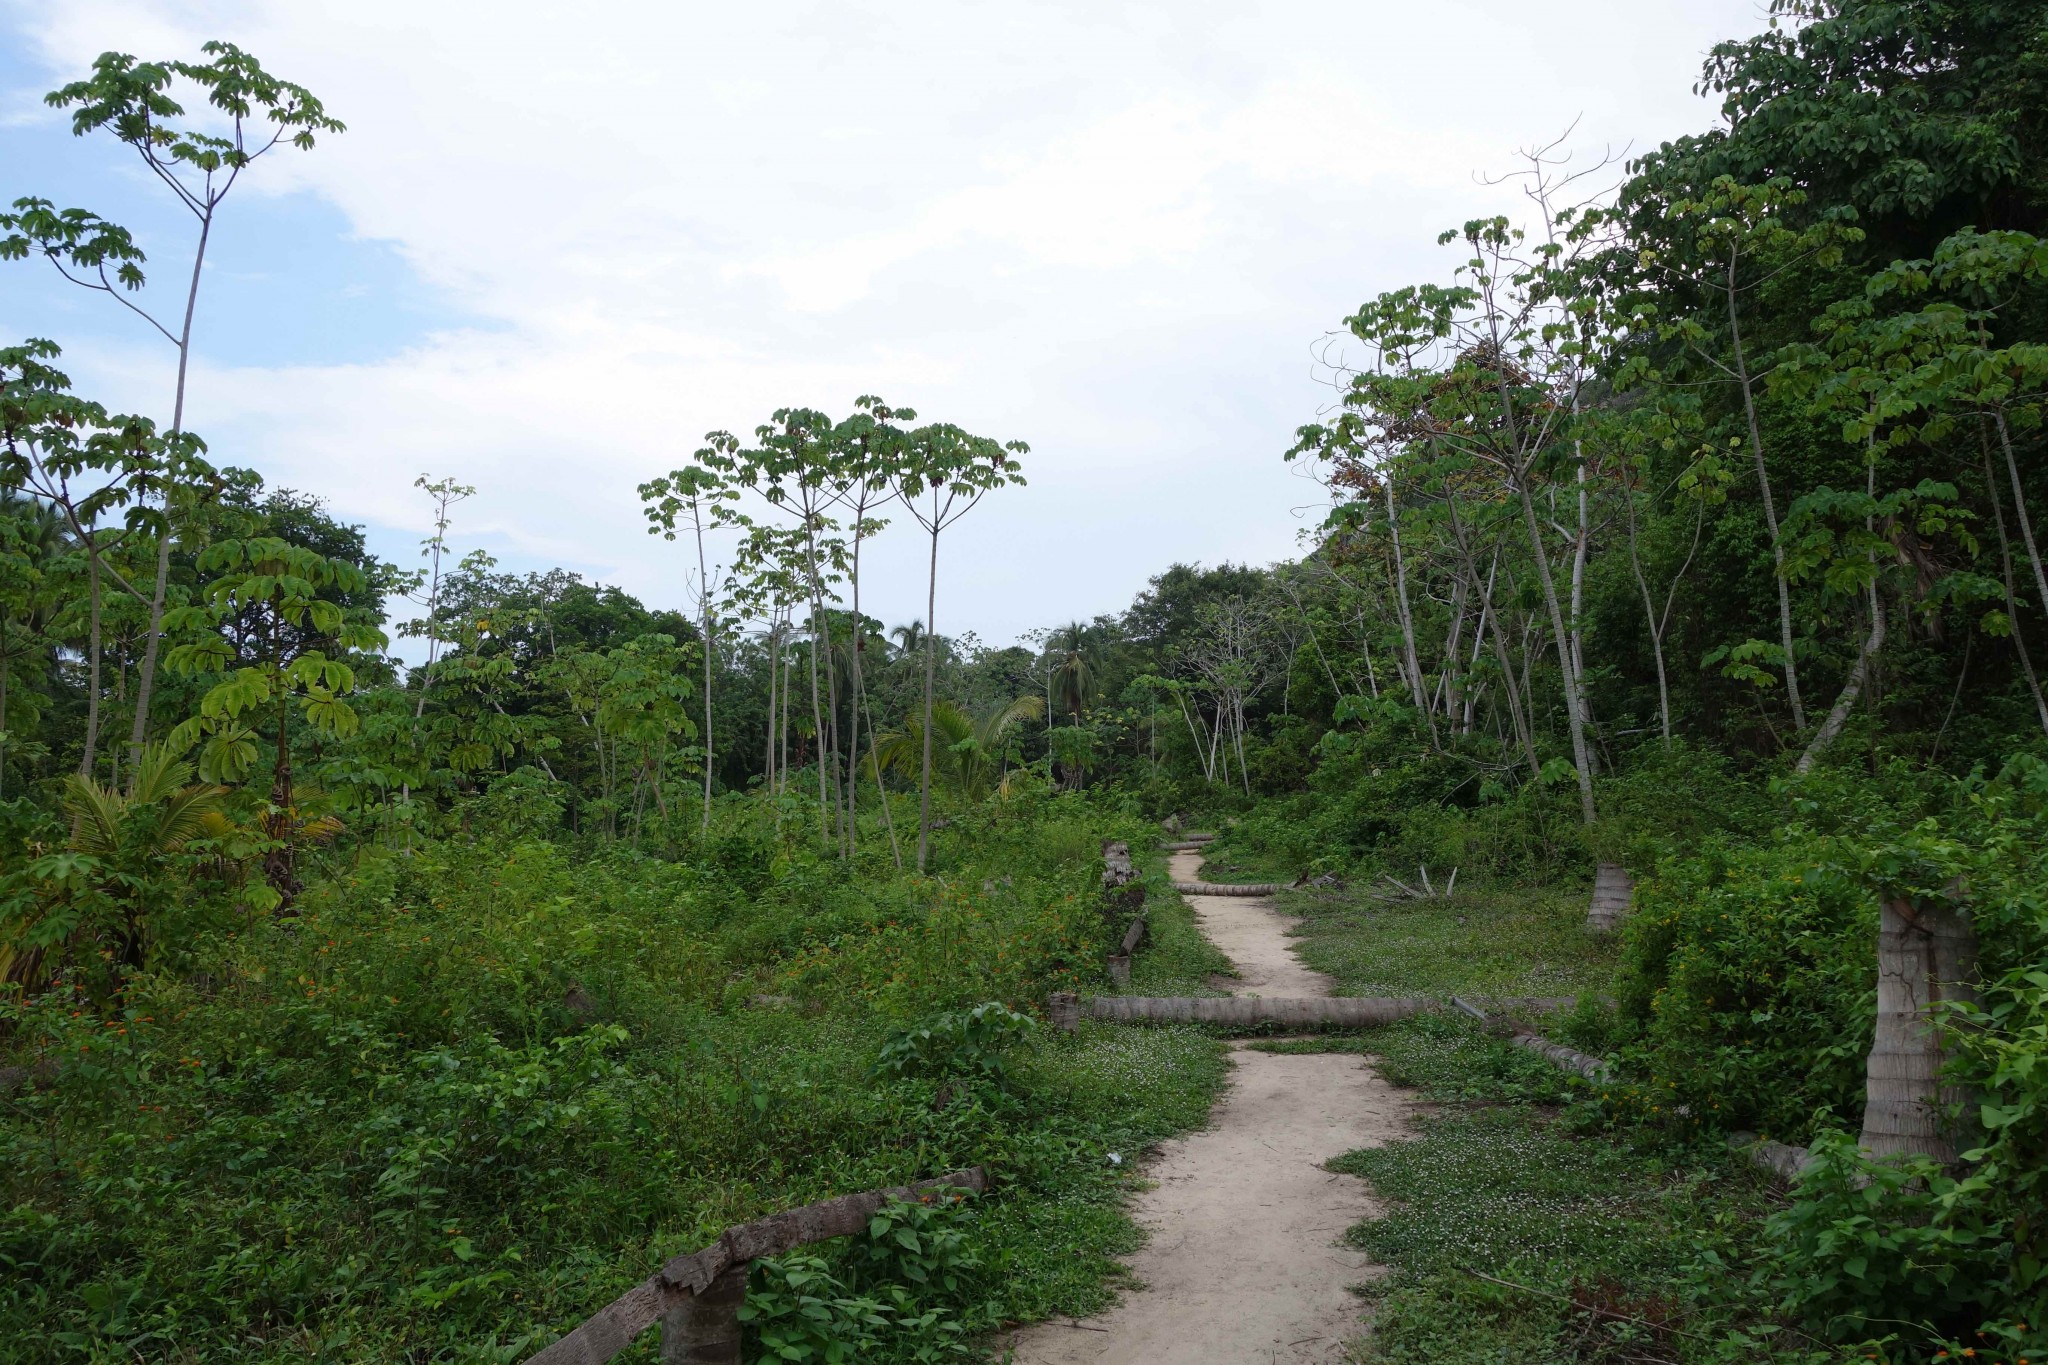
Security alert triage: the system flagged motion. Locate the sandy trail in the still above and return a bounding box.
[1168,849,1335,998]
[1005,850,1409,1364]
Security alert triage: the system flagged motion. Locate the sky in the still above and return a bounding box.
[0,0,1769,654]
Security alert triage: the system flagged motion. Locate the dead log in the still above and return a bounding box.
[1054,994,1434,1030]
[1586,863,1634,934]
[1105,954,1131,985]
[1727,1132,1815,1184]
[523,1168,987,1365]
[1159,840,1209,851]
[658,1261,747,1364]
[1119,917,1147,955]
[1172,880,1291,897]
[1509,1032,1612,1083]
[1456,998,1614,1084]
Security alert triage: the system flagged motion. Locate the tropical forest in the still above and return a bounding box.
[3,1,2048,1362]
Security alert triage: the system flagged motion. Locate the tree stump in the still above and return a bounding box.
[1048,991,1082,1032]
[1586,864,1633,934]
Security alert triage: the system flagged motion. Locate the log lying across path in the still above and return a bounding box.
[1049,992,1434,1031]
[525,1168,987,1365]
[1172,880,1293,897]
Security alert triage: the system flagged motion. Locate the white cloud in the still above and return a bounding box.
[4,0,1760,643]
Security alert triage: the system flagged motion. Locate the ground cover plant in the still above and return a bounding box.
[0,796,1231,1362]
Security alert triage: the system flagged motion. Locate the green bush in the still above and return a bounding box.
[1607,834,1874,1141]
[873,1003,1037,1089]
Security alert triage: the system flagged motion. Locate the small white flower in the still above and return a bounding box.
[1107,1152,1123,1166]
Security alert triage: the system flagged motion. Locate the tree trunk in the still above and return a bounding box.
[1383,479,1437,745]
[80,541,103,780]
[1516,479,1596,821]
[916,530,940,873]
[1983,435,2048,736]
[1727,267,1805,732]
[126,210,214,789]
[806,606,831,850]
[265,694,301,911]
[1796,580,1883,774]
[692,519,714,835]
[1995,410,2048,659]
[1798,460,1885,775]
[1860,895,1978,1166]
[1623,483,1674,743]
[659,1262,747,1364]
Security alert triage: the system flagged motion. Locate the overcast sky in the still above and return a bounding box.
[1,0,1767,651]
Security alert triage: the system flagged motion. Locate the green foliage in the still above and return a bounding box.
[164,536,386,784]
[874,1003,1036,1089]
[1607,832,1875,1141]
[1764,1131,2010,1342]
[0,796,1223,1360]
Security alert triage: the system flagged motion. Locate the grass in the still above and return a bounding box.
[1283,881,1617,1003]
[1120,871,1235,998]
[1248,1009,1799,1363]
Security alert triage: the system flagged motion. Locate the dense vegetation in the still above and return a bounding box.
[5,0,2048,1360]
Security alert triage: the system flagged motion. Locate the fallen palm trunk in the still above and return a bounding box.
[1159,840,1208,851]
[1510,1032,1612,1083]
[525,1168,987,1365]
[1048,992,1433,1031]
[1728,1132,1814,1183]
[1453,996,1613,1084]
[1173,880,1292,896]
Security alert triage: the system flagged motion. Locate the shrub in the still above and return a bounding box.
[874,1003,1037,1089]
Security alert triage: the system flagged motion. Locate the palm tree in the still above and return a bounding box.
[1,744,223,996]
[874,694,1044,803]
[890,620,926,658]
[1045,621,1098,724]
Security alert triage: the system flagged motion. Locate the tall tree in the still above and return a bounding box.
[640,445,739,834]
[1,44,342,785]
[895,423,1026,871]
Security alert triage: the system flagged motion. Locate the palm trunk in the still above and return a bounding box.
[1727,265,1805,731]
[1861,895,1978,1165]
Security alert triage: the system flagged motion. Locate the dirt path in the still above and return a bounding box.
[1169,849,1335,997]
[1005,851,1410,1364]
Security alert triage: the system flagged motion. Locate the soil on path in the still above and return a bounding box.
[1005,851,1411,1364]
